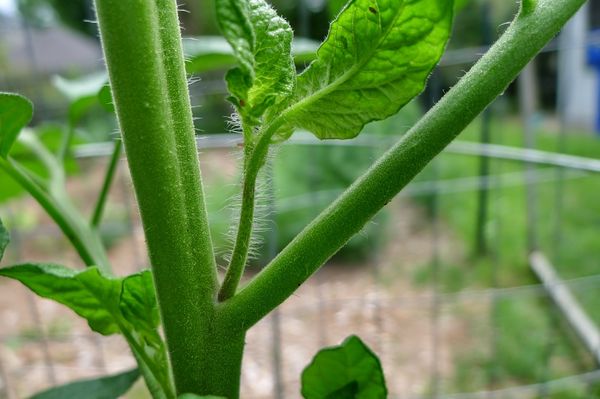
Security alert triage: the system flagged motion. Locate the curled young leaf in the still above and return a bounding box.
[0,92,33,158]
[272,0,454,140]
[216,0,296,126]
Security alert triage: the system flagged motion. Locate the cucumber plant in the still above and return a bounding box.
[0,0,587,398]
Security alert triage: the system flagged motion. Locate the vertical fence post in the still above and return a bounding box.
[519,61,540,253]
[475,2,494,257]
[427,70,443,399]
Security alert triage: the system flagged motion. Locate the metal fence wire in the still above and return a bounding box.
[1,5,600,399]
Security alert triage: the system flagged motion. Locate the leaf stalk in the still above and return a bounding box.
[218,0,588,330]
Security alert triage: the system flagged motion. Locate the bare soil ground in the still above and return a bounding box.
[0,150,476,399]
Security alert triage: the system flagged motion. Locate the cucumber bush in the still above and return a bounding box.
[0,0,587,397]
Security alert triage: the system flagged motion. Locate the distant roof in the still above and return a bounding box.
[2,24,103,74]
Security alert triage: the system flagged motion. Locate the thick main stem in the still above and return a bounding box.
[219,0,588,330]
[94,0,224,394]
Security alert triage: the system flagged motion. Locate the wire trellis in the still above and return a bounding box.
[1,4,600,399]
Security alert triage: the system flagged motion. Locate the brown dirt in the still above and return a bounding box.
[0,149,474,399]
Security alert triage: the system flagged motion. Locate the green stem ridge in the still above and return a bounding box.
[94,0,222,394]
[218,0,587,330]
[91,139,122,228]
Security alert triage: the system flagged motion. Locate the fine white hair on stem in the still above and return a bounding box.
[188,76,202,87]
[220,146,278,270]
[226,113,244,136]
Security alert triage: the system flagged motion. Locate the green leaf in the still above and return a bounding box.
[97,84,115,114]
[0,124,80,204]
[0,264,121,334]
[53,73,109,125]
[120,271,160,339]
[0,217,8,261]
[301,335,387,399]
[29,368,140,399]
[0,264,175,398]
[178,395,227,399]
[0,92,33,158]
[272,0,454,140]
[325,381,358,399]
[216,0,296,124]
[120,271,175,399]
[53,73,108,102]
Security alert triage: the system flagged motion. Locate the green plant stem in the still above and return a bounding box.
[17,131,111,272]
[219,0,586,329]
[58,124,75,163]
[94,0,228,395]
[219,142,262,301]
[91,139,122,228]
[0,157,100,268]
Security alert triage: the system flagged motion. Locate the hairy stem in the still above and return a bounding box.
[94,0,220,394]
[218,0,587,329]
[219,142,263,301]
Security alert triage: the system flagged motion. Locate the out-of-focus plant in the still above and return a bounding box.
[0,0,587,398]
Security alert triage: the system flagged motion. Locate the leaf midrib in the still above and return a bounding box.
[279,0,408,123]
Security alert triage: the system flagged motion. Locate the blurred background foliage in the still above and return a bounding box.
[3,1,600,397]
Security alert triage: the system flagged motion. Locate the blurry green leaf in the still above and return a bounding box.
[29,368,140,399]
[0,124,80,203]
[0,92,33,158]
[301,335,387,399]
[272,0,454,140]
[53,73,109,125]
[53,72,108,102]
[183,37,318,75]
[291,38,320,65]
[0,218,8,261]
[184,37,239,74]
[454,0,471,12]
[327,0,348,19]
[0,264,121,334]
[0,264,174,397]
[216,0,295,124]
[178,396,226,399]
[0,125,64,204]
[97,85,115,113]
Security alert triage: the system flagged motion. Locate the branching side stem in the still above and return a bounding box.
[219,141,261,300]
[218,0,587,330]
[91,140,122,228]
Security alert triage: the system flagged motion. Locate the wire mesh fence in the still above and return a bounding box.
[1,138,599,398]
[1,4,600,398]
